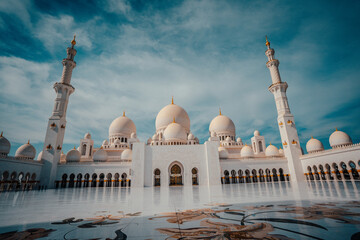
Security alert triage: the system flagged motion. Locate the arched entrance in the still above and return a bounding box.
[169,163,183,186]
[154,169,161,186]
[192,168,198,185]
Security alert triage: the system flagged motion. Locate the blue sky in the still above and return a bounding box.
[0,0,360,157]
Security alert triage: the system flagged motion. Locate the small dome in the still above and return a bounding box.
[121,149,132,160]
[329,129,352,148]
[152,134,158,141]
[218,147,229,158]
[147,138,152,144]
[66,148,81,162]
[0,132,11,154]
[109,114,136,138]
[209,114,235,136]
[241,145,254,158]
[265,144,279,157]
[84,132,91,139]
[156,102,190,134]
[164,122,187,141]
[15,141,36,159]
[130,132,137,139]
[254,130,260,136]
[306,137,324,153]
[225,136,232,142]
[93,148,108,162]
[188,133,195,140]
[37,151,43,161]
[236,137,242,143]
[114,139,121,145]
[279,147,284,155]
[102,140,109,146]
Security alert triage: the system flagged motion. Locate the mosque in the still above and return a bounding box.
[0,36,359,191]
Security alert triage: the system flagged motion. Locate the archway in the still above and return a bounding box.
[259,169,265,182]
[224,170,230,184]
[61,174,67,188]
[252,169,258,183]
[349,161,360,180]
[192,168,198,185]
[114,173,120,187]
[76,174,82,188]
[307,166,314,181]
[84,173,90,187]
[121,173,127,187]
[238,170,244,183]
[265,169,271,182]
[91,173,97,187]
[272,169,278,182]
[325,164,333,180]
[245,170,251,183]
[231,170,237,184]
[332,163,341,180]
[340,162,351,180]
[154,169,161,186]
[313,165,320,180]
[107,173,112,187]
[99,173,105,187]
[169,164,183,186]
[69,174,75,188]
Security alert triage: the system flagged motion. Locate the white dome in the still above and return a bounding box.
[121,149,132,160]
[329,129,352,148]
[188,133,195,140]
[130,132,137,139]
[102,140,109,146]
[218,147,229,158]
[279,147,284,155]
[152,134,158,141]
[241,145,254,157]
[15,142,36,159]
[265,144,279,157]
[236,137,242,143]
[114,139,121,145]
[164,122,187,141]
[156,102,190,134]
[209,114,235,136]
[84,132,91,139]
[306,137,324,153]
[109,114,136,137]
[225,136,232,142]
[66,148,81,162]
[254,130,260,136]
[93,148,108,162]
[37,151,43,161]
[0,133,10,154]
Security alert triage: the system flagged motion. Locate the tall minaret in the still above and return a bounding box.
[40,36,77,188]
[265,36,305,182]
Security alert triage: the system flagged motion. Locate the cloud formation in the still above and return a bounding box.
[0,0,359,156]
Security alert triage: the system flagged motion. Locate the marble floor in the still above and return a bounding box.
[0,181,359,239]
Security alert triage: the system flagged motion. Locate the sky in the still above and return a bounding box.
[0,0,360,157]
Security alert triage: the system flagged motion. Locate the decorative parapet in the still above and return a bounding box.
[300,142,360,159]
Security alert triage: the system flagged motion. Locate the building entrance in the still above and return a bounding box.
[169,164,182,186]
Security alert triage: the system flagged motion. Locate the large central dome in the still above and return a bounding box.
[155,99,190,134]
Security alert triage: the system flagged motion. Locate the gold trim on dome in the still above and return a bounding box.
[219,107,222,115]
[171,96,174,104]
[265,35,270,46]
[27,139,30,144]
[173,117,176,123]
[123,111,125,117]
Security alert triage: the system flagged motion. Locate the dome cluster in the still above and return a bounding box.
[305,129,353,154]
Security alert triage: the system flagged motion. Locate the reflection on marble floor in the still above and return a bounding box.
[0,181,360,239]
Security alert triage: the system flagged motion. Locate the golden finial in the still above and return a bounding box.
[269,142,272,145]
[173,117,175,123]
[335,127,338,131]
[73,146,76,150]
[100,146,103,149]
[219,107,222,115]
[123,111,125,117]
[171,96,174,104]
[71,34,76,46]
[311,136,313,139]
[0,131,2,137]
[27,139,30,144]
[265,35,270,46]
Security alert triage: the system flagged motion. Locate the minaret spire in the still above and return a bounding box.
[266,38,304,182]
[40,36,77,188]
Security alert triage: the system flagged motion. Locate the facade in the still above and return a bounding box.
[0,36,359,191]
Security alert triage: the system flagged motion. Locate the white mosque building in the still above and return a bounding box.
[0,36,359,191]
